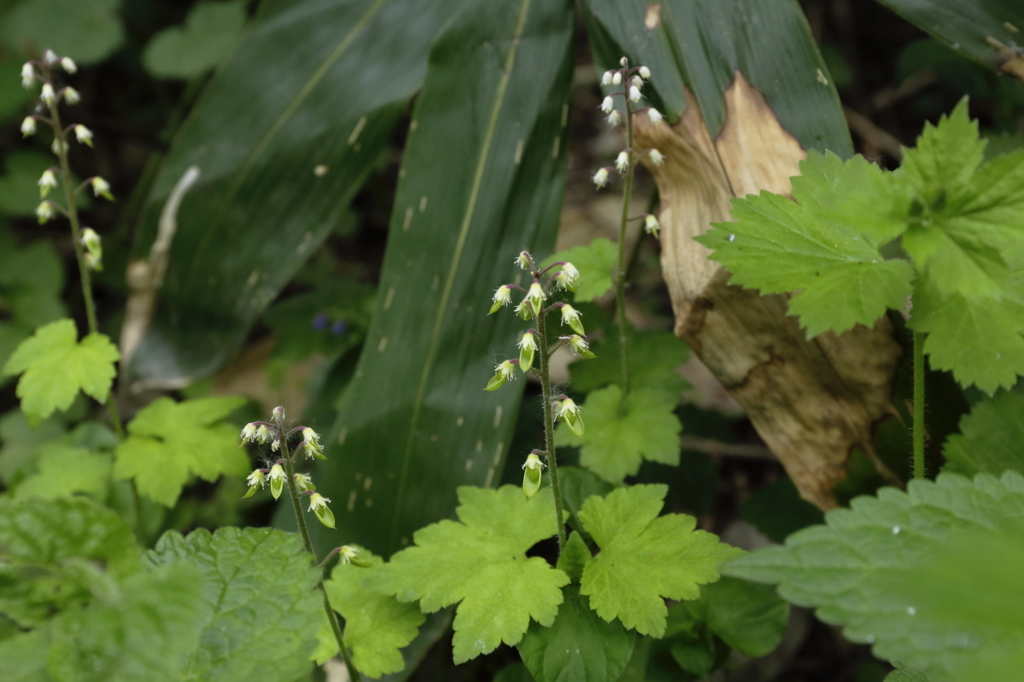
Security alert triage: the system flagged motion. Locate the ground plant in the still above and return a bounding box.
[1,1,1023,682]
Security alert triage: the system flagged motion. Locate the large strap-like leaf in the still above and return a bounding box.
[873,0,1024,78]
[297,0,575,556]
[126,0,463,383]
[581,0,853,156]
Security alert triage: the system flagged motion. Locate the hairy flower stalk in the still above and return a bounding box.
[535,300,569,551]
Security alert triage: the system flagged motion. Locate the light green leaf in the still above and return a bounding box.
[698,183,914,337]
[143,1,248,79]
[579,484,742,637]
[46,562,205,682]
[900,98,985,192]
[14,443,111,500]
[943,391,1024,477]
[704,577,788,658]
[2,319,119,425]
[0,496,141,628]
[517,585,635,682]
[555,385,681,484]
[555,531,591,585]
[542,238,618,302]
[0,409,65,486]
[317,546,425,678]
[557,466,615,543]
[370,485,569,664]
[148,527,322,682]
[112,396,247,507]
[723,472,1024,682]
[2,0,123,64]
[568,330,689,396]
[0,629,51,682]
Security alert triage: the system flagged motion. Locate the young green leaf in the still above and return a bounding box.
[46,562,206,682]
[555,385,681,484]
[148,527,322,682]
[724,472,1024,681]
[517,585,635,682]
[541,238,618,302]
[555,530,591,584]
[579,484,742,637]
[0,496,141,628]
[13,443,111,500]
[113,396,248,506]
[2,319,119,425]
[697,185,914,338]
[943,391,1024,477]
[316,546,426,678]
[369,485,570,664]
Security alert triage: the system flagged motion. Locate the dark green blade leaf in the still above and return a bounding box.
[581,0,853,156]
[128,0,463,383]
[296,0,574,557]
[873,0,1024,70]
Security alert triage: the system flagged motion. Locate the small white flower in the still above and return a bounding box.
[240,423,259,443]
[560,262,579,284]
[43,50,58,65]
[648,108,663,125]
[560,304,585,335]
[38,169,58,198]
[81,227,101,253]
[246,469,267,489]
[268,464,287,499]
[21,62,35,89]
[600,96,614,114]
[615,151,630,172]
[51,139,69,155]
[35,201,55,224]
[489,284,512,314]
[514,299,532,320]
[619,56,629,67]
[607,110,624,127]
[644,214,661,238]
[639,65,651,79]
[74,124,93,146]
[293,473,314,493]
[486,359,517,391]
[593,167,609,188]
[516,251,532,270]
[612,71,622,85]
[60,56,77,73]
[301,427,325,460]
[41,83,55,104]
[518,331,537,373]
[21,116,36,137]
[557,398,584,437]
[90,176,113,200]
[62,87,80,105]
[649,149,665,166]
[308,492,330,510]
[561,334,594,358]
[601,70,614,86]
[517,331,538,353]
[631,75,643,89]
[629,85,641,102]
[521,452,546,498]
[272,437,281,452]
[339,545,360,565]
[256,424,273,444]
[526,281,545,309]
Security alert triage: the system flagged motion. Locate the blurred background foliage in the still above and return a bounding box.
[1,0,1023,680]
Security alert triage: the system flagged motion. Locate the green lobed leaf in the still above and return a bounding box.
[0,496,142,628]
[304,0,574,558]
[316,546,425,678]
[112,396,247,506]
[369,485,570,664]
[703,577,788,658]
[2,319,119,426]
[541,238,618,302]
[943,391,1024,477]
[14,443,111,500]
[143,1,248,79]
[2,0,124,65]
[555,531,591,585]
[723,472,1024,681]
[128,0,467,383]
[556,466,615,543]
[568,330,689,396]
[555,385,682,484]
[46,562,206,682]
[579,484,742,637]
[148,526,322,682]
[517,585,635,682]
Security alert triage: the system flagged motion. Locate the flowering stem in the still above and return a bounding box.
[536,308,568,552]
[912,330,926,479]
[281,439,360,682]
[615,94,636,404]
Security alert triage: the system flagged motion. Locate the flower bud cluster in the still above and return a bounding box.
[239,406,334,528]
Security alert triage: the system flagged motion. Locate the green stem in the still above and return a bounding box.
[281,441,360,682]
[536,310,568,552]
[912,330,926,479]
[615,90,636,402]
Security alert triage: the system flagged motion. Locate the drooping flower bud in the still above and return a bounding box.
[308,493,335,528]
[557,398,584,437]
[521,452,546,498]
[38,170,58,198]
[268,464,287,499]
[593,167,609,188]
[516,251,532,270]
[240,422,259,444]
[611,71,622,85]
[526,281,545,316]
[648,108,663,125]
[90,176,114,201]
[638,65,651,79]
[489,285,512,314]
[514,299,533,321]
[648,149,665,166]
[21,63,35,89]
[644,214,661,239]
[561,334,596,359]
[21,116,36,137]
[62,87,80,105]
[601,70,615,86]
[518,331,537,373]
[615,151,629,173]
[339,545,360,565]
[628,85,641,102]
[301,427,325,460]
[35,201,55,224]
[256,424,273,444]
[485,360,517,391]
[293,472,315,493]
[272,405,286,422]
[560,304,585,336]
[43,50,58,65]
[74,124,93,146]
[607,110,624,127]
[620,56,629,67]
[243,469,267,498]
[81,228,102,271]
[599,96,614,114]
[41,83,55,104]
[631,75,643,89]
[60,56,77,73]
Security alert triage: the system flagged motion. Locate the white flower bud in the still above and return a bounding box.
[629,85,641,102]
[21,116,36,137]
[38,169,58,198]
[631,76,643,89]
[600,96,614,113]
[63,87,80,105]
[41,83,55,104]
[611,71,622,85]
[639,66,651,79]
[601,70,614,86]
[60,57,77,73]
[615,150,630,172]
[21,63,35,89]
[74,124,93,146]
[593,167,609,188]
[619,56,629,67]
[644,214,660,238]
[607,110,624,127]
[43,50,58,65]
[51,139,69,155]
[90,176,114,200]
[648,108,664,125]
[649,149,665,166]
[35,201,55,224]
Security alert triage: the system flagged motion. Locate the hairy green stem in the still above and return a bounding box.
[536,309,568,552]
[281,439,360,682]
[912,330,926,479]
[615,91,636,404]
